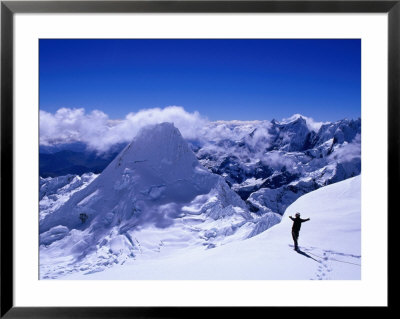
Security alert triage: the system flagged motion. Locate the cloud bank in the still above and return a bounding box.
[40,106,339,156]
[40,106,208,153]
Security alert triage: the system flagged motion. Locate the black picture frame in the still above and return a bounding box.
[1,0,395,317]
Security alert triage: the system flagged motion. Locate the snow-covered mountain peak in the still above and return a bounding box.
[39,123,265,278]
[40,122,216,232]
[102,122,202,183]
[280,113,307,125]
[128,122,193,162]
[279,114,326,133]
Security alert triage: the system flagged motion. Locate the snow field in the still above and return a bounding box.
[63,175,361,280]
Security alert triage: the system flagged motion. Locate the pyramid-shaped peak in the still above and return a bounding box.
[39,121,248,237]
[135,122,180,140]
[120,122,197,168]
[129,122,185,149]
[98,122,202,186]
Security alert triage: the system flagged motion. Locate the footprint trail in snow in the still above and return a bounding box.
[289,245,361,280]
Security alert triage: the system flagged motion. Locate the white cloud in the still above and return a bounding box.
[40,106,273,154]
[40,106,208,153]
[330,133,361,163]
[40,107,337,156]
[261,151,298,173]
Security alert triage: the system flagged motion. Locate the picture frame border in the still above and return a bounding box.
[1,0,396,317]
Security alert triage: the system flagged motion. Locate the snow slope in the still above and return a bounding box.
[64,175,361,280]
[39,173,98,220]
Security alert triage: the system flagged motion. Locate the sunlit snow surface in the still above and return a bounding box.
[39,173,98,220]
[39,120,361,280]
[63,175,361,280]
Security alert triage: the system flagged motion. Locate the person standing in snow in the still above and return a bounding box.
[289,212,310,251]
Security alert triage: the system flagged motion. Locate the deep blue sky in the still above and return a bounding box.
[39,39,360,122]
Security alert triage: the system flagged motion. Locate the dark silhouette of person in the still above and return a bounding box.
[289,212,310,251]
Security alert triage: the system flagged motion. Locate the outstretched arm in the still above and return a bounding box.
[289,216,295,221]
[301,218,310,222]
